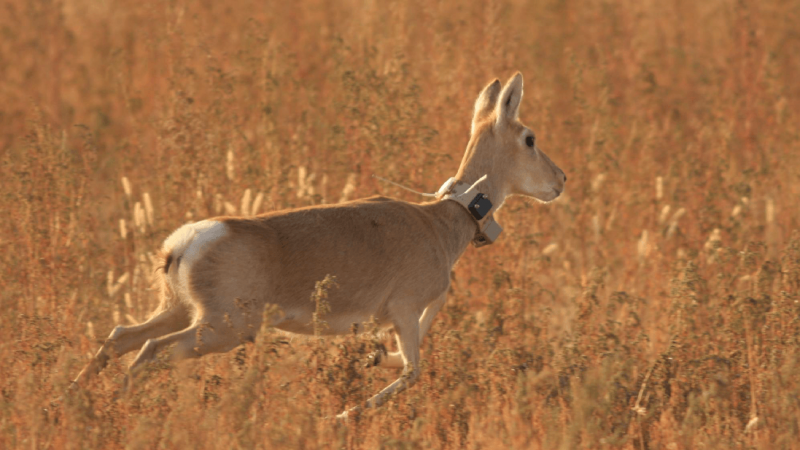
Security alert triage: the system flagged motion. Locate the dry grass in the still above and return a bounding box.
[2,0,800,448]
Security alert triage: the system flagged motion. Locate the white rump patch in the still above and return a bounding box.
[162,220,228,304]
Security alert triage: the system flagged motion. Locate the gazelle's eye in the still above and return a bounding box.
[525,136,535,148]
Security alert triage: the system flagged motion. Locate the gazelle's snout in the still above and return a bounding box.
[531,149,566,202]
[553,165,567,195]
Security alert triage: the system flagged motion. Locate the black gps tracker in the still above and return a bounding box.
[467,194,493,220]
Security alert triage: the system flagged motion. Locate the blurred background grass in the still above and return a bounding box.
[1,0,800,448]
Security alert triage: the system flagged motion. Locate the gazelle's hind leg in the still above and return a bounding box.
[125,317,241,386]
[72,304,191,386]
[371,293,447,369]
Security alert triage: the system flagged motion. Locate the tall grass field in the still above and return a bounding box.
[1,0,800,448]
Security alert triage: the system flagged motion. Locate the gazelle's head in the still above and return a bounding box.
[458,72,566,204]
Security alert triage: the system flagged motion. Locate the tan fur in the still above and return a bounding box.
[72,72,566,418]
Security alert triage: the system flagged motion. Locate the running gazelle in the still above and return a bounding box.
[73,72,566,418]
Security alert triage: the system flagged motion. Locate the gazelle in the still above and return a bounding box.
[73,72,566,418]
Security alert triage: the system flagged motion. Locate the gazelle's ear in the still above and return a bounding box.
[495,72,523,126]
[471,79,501,135]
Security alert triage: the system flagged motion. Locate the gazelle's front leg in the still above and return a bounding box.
[369,293,447,369]
[339,312,421,419]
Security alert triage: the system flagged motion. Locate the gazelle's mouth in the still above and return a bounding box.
[531,188,562,204]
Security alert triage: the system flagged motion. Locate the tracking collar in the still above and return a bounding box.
[435,177,503,247]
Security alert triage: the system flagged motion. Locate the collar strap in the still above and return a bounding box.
[436,177,503,248]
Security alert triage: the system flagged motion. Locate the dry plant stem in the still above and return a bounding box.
[744,307,760,437]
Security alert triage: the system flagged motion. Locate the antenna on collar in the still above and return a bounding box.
[371,172,502,247]
[372,175,438,198]
[462,174,488,197]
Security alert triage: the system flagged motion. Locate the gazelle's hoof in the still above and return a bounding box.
[114,374,132,399]
[335,406,362,421]
[364,350,384,368]
[64,380,85,398]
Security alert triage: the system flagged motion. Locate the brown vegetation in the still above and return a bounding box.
[1,0,799,448]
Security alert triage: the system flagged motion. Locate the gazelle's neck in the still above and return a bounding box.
[422,167,508,264]
[425,199,482,265]
[423,132,514,258]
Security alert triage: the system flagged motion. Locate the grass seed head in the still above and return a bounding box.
[339,173,357,203]
[241,189,252,216]
[226,149,236,181]
[143,192,155,226]
[251,192,264,216]
[121,176,132,198]
[656,176,664,200]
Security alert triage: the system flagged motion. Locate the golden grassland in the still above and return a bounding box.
[2,0,800,448]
